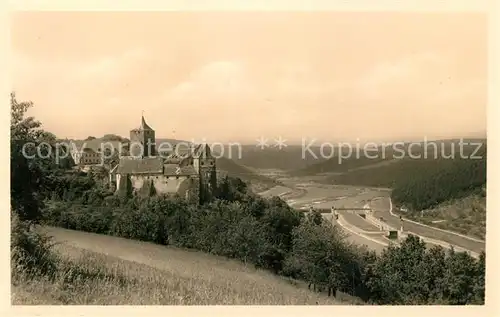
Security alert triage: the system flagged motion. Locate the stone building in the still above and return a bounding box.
[69,139,122,168]
[109,116,217,204]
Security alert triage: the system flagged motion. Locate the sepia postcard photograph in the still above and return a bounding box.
[5,0,497,314]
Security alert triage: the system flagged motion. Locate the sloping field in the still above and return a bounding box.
[31,227,345,305]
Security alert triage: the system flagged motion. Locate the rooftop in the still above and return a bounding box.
[116,157,198,176]
[67,139,123,153]
[131,115,154,132]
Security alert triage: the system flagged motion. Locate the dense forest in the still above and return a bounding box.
[391,150,486,211]
[11,93,485,305]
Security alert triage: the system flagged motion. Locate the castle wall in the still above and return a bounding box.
[116,174,121,191]
[127,174,197,196]
[191,158,199,174]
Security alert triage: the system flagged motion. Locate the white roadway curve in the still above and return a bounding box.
[259,183,484,258]
[339,200,482,258]
[371,197,484,256]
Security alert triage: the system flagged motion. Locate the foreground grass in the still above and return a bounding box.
[12,228,356,305]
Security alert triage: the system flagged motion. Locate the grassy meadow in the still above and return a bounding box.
[12,227,353,305]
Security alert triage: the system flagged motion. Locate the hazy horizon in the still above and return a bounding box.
[11,12,487,144]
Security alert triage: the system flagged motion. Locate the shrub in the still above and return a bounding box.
[11,213,59,279]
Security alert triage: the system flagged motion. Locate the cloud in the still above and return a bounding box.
[353,51,486,109]
[156,51,486,141]
[12,46,485,142]
[11,48,153,136]
[160,60,326,137]
[357,52,448,98]
[12,48,150,89]
[166,61,257,102]
[76,48,149,81]
[361,52,441,85]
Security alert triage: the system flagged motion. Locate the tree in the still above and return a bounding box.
[366,235,429,304]
[10,92,49,222]
[215,175,248,202]
[103,147,120,168]
[472,251,485,304]
[441,248,479,304]
[283,220,351,296]
[306,210,323,226]
[102,134,125,141]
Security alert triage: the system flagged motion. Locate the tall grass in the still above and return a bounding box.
[13,244,345,305]
[11,213,347,305]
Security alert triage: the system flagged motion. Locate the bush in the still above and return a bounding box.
[11,213,59,279]
[364,235,485,305]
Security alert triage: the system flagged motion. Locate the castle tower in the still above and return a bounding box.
[193,143,217,204]
[129,115,156,158]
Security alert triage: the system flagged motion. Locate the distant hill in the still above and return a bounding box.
[215,157,279,192]
[219,145,327,171]
[290,152,388,177]
[290,139,486,177]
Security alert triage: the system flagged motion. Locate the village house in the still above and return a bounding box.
[68,139,122,171]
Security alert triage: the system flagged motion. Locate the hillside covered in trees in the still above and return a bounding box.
[390,148,486,211]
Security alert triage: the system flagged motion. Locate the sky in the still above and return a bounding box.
[10,11,487,144]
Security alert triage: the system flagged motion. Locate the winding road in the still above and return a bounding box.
[260,179,485,257]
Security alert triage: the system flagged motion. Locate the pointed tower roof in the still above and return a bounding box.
[140,115,153,131]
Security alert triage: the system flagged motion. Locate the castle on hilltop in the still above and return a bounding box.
[109,116,217,204]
